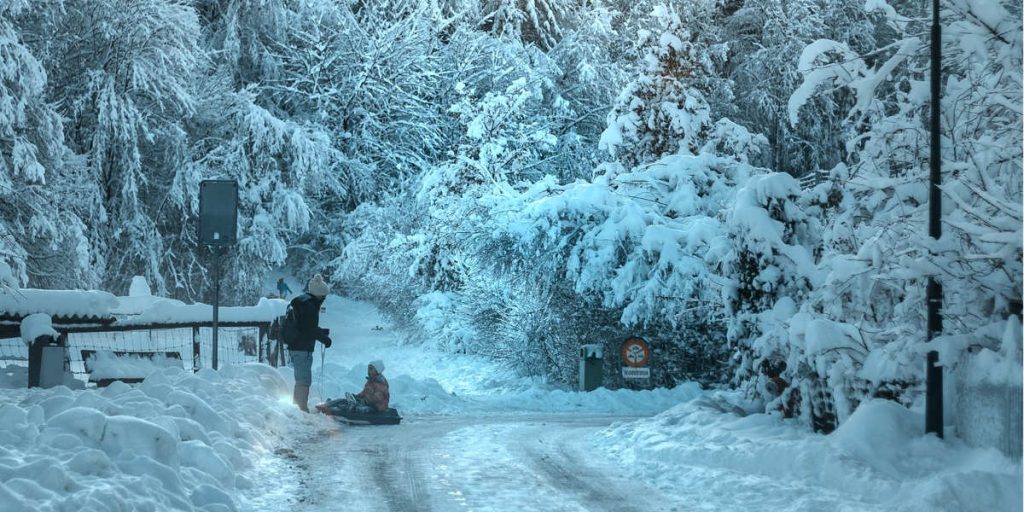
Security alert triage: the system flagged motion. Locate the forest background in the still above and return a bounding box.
[1,0,1020,430]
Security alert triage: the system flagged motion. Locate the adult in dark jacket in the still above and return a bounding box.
[288,274,332,412]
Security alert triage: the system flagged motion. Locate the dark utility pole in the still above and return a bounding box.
[926,0,944,437]
[212,246,222,371]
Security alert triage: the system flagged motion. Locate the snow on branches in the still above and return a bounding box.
[599,5,721,170]
[774,0,1023,430]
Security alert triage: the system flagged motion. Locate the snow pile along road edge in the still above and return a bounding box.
[0,364,316,512]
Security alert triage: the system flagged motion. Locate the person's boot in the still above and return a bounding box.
[293,384,310,412]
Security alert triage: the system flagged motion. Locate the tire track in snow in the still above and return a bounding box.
[369,441,432,512]
[525,445,642,512]
[291,415,678,512]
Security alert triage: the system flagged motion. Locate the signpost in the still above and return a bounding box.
[925,0,943,439]
[199,180,238,371]
[621,337,651,387]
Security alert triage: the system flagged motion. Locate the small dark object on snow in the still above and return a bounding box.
[316,397,401,425]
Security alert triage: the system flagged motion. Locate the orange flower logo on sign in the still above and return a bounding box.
[620,337,650,367]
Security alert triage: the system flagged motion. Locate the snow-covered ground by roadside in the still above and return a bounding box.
[0,294,1020,511]
[594,394,1023,512]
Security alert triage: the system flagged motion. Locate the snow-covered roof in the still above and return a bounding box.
[0,289,118,320]
[111,295,187,316]
[116,297,287,326]
[0,280,286,329]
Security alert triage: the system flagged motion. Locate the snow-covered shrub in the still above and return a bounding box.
[472,151,759,385]
[414,291,476,354]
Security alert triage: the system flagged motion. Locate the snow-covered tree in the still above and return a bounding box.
[599,4,726,170]
[545,4,631,182]
[478,0,578,50]
[722,0,876,174]
[722,172,822,426]
[0,1,95,289]
[39,0,205,295]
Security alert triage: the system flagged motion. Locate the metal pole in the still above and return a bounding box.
[192,326,201,372]
[212,246,221,371]
[926,0,944,437]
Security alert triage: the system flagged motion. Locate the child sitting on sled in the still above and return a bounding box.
[336,360,390,413]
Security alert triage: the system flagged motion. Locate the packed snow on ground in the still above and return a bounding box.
[0,294,1019,511]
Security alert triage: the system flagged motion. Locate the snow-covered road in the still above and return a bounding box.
[286,414,677,512]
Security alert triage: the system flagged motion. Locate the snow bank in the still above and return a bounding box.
[316,354,704,417]
[596,394,1023,512]
[316,296,703,416]
[0,364,314,511]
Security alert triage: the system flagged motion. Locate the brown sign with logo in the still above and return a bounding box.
[620,337,650,367]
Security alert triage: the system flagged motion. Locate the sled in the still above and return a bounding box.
[315,398,402,425]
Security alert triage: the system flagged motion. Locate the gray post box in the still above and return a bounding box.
[28,335,68,388]
[579,344,604,392]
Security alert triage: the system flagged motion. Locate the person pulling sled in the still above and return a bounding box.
[282,274,332,412]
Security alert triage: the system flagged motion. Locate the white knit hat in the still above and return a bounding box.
[307,274,329,297]
[369,360,385,373]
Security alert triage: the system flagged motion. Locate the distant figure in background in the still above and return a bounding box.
[287,274,332,412]
[276,277,293,298]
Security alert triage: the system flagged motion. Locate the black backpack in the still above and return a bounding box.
[270,304,299,346]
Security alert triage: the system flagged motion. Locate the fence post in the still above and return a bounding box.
[257,324,266,364]
[27,336,42,388]
[192,327,201,372]
[59,332,69,376]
